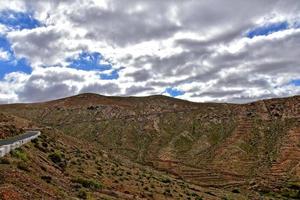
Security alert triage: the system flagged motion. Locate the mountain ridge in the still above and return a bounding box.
[2,92,300,107]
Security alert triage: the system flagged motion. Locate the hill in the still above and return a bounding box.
[0,93,299,199]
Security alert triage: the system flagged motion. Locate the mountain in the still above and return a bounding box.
[0,93,299,199]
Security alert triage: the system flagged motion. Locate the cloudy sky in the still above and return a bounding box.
[0,0,299,104]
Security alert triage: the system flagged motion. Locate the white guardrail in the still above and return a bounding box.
[0,131,41,157]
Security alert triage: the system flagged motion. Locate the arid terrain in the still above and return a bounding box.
[0,93,299,199]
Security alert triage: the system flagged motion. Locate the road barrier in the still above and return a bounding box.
[0,131,41,157]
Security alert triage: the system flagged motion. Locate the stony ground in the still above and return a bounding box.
[0,127,258,200]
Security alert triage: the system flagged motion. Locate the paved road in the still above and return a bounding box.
[0,131,40,146]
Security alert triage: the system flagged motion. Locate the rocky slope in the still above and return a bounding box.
[1,93,299,199]
[0,114,253,200]
[0,112,34,139]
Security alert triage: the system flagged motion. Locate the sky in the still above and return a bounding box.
[0,0,300,104]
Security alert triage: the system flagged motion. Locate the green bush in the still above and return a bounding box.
[17,162,30,172]
[72,177,102,190]
[41,175,52,183]
[160,177,171,184]
[11,149,28,161]
[31,138,39,144]
[48,151,63,164]
[48,150,67,169]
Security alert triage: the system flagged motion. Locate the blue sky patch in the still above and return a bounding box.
[0,9,41,30]
[0,35,12,52]
[0,57,32,79]
[67,51,112,71]
[165,87,185,97]
[0,10,39,79]
[246,21,289,38]
[290,79,300,86]
[100,69,119,80]
[0,35,32,79]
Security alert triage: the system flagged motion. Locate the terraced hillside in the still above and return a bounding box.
[0,114,254,200]
[1,93,299,199]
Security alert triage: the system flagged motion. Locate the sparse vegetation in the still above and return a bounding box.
[160,177,171,184]
[72,177,102,190]
[232,188,240,193]
[48,151,63,164]
[11,149,28,161]
[17,161,30,172]
[0,157,10,164]
[41,175,52,183]
[77,189,94,200]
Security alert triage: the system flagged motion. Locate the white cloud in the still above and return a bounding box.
[0,49,9,60]
[0,0,300,103]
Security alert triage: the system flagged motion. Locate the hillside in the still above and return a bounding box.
[0,113,253,200]
[0,112,34,139]
[0,93,299,199]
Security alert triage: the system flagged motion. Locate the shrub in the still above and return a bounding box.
[17,162,30,172]
[161,178,171,184]
[72,177,102,190]
[31,138,38,144]
[48,150,67,170]
[281,189,300,199]
[126,171,132,175]
[42,142,48,148]
[287,182,300,190]
[48,151,63,164]
[232,188,240,193]
[78,189,88,199]
[34,143,47,153]
[41,175,52,183]
[191,192,199,197]
[11,149,28,161]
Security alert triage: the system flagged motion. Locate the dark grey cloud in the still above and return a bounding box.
[68,2,180,46]
[216,73,271,89]
[29,69,85,82]
[133,51,207,77]
[8,27,70,66]
[125,86,154,96]
[16,68,84,102]
[80,83,121,95]
[191,89,244,98]
[18,82,77,102]
[125,69,152,82]
[222,93,281,104]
